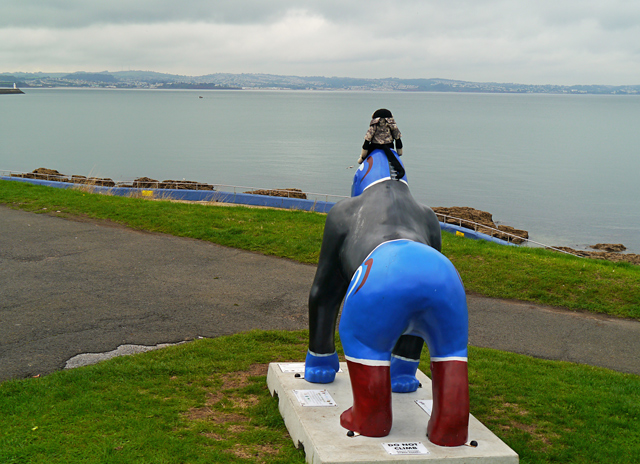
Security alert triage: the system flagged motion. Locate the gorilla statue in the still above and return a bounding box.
[305,148,469,446]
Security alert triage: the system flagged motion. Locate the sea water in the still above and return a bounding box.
[1,88,639,252]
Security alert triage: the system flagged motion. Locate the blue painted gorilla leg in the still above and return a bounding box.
[390,334,425,392]
[338,240,469,440]
[390,354,422,393]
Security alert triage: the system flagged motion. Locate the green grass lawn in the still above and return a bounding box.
[1,180,639,463]
[1,179,639,319]
[1,331,638,464]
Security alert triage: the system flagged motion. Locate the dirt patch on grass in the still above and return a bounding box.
[503,402,529,416]
[185,363,269,423]
[229,442,281,461]
[186,405,248,424]
[230,394,261,409]
[228,424,248,434]
[201,431,224,440]
[488,400,556,448]
[219,363,269,390]
[204,390,224,404]
[182,363,285,462]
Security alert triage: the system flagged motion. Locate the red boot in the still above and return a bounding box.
[427,360,469,446]
[340,360,392,437]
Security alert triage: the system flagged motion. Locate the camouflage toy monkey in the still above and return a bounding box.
[358,108,405,179]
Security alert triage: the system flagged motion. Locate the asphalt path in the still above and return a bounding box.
[1,205,638,382]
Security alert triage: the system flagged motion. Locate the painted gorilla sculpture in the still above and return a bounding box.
[305,149,469,446]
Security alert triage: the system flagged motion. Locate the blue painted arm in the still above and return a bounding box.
[304,350,340,384]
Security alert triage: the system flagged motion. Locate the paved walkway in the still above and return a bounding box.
[1,206,638,382]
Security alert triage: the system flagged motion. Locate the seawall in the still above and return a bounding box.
[1,175,515,247]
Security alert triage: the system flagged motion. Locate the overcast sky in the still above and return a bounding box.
[2,0,639,85]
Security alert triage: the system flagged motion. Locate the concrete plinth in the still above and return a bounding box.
[267,362,518,464]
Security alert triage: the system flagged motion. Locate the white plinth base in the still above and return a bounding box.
[267,362,519,464]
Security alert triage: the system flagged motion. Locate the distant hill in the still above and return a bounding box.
[111,70,187,82]
[1,70,638,95]
[0,75,25,86]
[62,72,118,83]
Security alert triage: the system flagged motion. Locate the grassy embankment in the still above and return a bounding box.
[1,179,639,319]
[1,331,639,464]
[1,180,639,463]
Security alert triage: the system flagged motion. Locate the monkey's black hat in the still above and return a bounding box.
[372,108,393,118]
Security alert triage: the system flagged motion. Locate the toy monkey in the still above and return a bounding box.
[358,108,405,179]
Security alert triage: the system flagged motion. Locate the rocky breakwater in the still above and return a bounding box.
[10,168,215,191]
[431,206,640,265]
[432,206,529,244]
[244,188,307,199]
[12,168,116,187]
[553,244,640,266]
[123,177,214,190]
[0,88,24,94]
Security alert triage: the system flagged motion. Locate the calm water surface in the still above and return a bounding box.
[1,89,639,252]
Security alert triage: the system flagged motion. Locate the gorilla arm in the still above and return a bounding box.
[419,203,443,253]
[305,205,350,383]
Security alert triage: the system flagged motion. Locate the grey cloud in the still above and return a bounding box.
[5,0,640,33]
[1,0,293,28]
[0,0,449,29]
[533,1,640,30]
